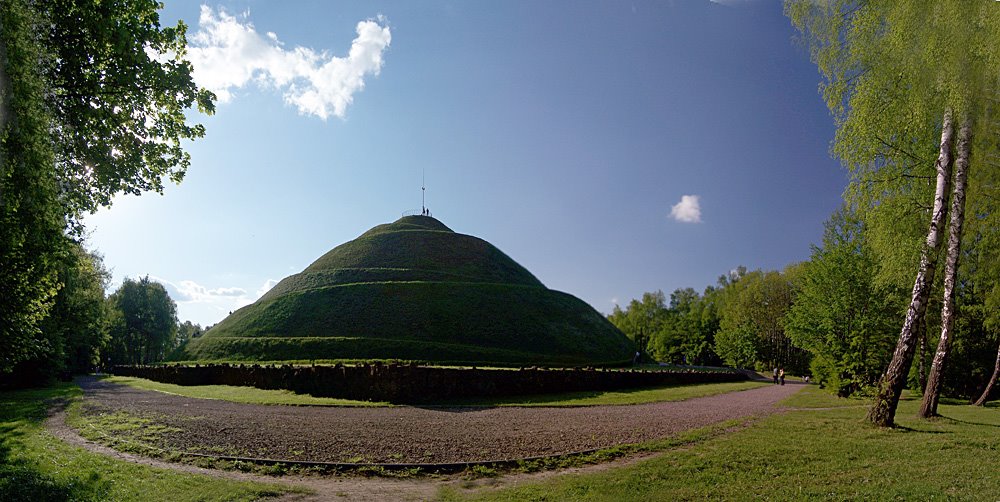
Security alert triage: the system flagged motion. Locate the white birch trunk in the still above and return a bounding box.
[867,109,954,427]
[974,342,1000,406]
[919,117,972,418]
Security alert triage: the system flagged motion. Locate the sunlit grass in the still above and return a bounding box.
[0,384,299,501]
[104,376,390,406]
[442,381,770,407]
[106,375,763,408]
[441,386,1000,501]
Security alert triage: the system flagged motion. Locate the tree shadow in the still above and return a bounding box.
[884,423,947,434]
[0,386,106,501]
[937,415,1000,429]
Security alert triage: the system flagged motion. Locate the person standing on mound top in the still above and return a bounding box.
[779,368,785,386]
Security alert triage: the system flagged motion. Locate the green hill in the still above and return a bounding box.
[177,216,633,366]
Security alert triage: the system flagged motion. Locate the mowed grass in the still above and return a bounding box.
[107,375,763,408]
[0,384,298,501]
[440,387,1000,501]
[104,376,389,407]
[445,380,769,407]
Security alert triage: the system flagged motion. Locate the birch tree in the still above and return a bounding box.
[919,119,972,417]
[788,1,1000,426]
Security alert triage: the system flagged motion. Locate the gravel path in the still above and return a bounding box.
[75,377,802,465]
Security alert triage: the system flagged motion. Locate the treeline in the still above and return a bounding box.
[0,0,214,386]
[611,202,999,404]
[607,266,807,375]
[2,238,199,386]
[607,265,810,379]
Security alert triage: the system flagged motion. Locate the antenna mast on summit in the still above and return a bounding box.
[421,169,426,216]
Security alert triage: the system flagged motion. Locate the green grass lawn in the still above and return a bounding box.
[440,387,1000,501]
[0,384,299,501]
[443,380,769,407]
[104,376,390,407]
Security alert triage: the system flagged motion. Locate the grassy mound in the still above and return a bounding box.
[179,216,632,366]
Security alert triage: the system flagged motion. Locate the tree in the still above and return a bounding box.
[608,288,723,366]
[31,0,216,219]
[974,341,1000,406]
[608,291,668,360]
[0,0,214,377]
[106,277,178,365]
[785,207,902,396]
[0,0,66,375]
[715,269,806,372]
[788,0,1000,426]
[1,240,110,386]
[919,119,973,417]
[175,320,203,351]
[41,241,111,374]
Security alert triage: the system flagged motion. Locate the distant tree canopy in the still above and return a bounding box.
[608,287,722,366]
[106,277,179,366]
[0,0,214,381]
[610,265,812,373]
[715,267,809,374]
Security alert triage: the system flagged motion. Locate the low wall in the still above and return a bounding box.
[111,363,749,404]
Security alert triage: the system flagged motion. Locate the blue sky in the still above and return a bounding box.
[85,0,847,327]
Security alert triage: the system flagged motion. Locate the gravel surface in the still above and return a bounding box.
[76,377,802,465]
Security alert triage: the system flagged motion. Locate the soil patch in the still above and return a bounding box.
[73,377,802,465]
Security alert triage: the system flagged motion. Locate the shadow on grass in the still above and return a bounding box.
[0,385,107,501]
[885,423,948,434]
[938,415,1000,429]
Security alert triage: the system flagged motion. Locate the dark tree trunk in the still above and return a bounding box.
[973,342,1000,406]
[919,117,972,418]
[868,110,954,428]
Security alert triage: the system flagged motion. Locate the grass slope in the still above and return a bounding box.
[442,388,1000,501]
[184,284,631,365]
[182,216,633,366]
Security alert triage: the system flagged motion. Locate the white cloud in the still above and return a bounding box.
[151,276,279,311]
[188,6,391,120]
[670,195,702,223]
[256,279,280,298]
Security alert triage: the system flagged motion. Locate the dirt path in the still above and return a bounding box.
[50,378,804,500]
[73,377,801,464]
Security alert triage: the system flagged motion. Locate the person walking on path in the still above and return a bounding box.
[779,368,785,386]
[773,367,779,385]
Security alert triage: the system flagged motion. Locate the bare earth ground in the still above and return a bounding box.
[47,377,803,501]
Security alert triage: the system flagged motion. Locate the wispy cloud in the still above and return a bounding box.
[152,276,278,311]
[670,195,702,223]
[188,6,391,120]
[256,279,279,298]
